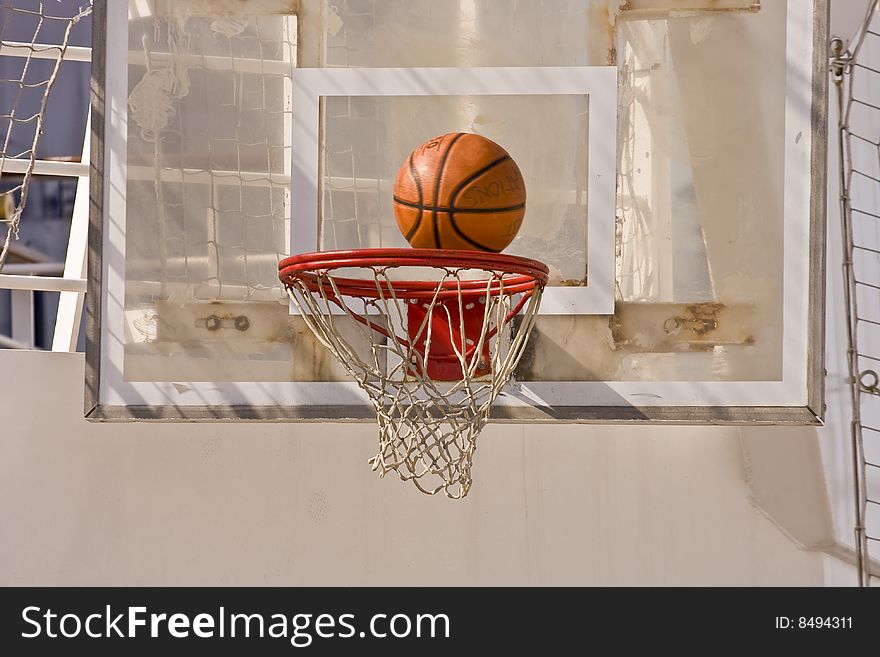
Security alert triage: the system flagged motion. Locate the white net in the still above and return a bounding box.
[281,253,546,498]
[0,0,92,271]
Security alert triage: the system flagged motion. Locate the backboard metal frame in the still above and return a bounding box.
[85,0,827,424]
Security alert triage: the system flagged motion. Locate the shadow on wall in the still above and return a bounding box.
[739,426,835,551]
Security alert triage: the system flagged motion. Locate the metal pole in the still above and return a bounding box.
[832,25,870,586]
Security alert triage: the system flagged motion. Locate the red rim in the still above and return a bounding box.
[279,248,549,301]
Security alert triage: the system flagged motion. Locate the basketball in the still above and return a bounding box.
[392,133,526,252]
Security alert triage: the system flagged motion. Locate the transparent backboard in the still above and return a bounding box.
[87,0,826,422]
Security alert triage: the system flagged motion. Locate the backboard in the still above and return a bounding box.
[87,0,827,423]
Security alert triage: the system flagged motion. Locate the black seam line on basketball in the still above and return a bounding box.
[417,210,504,253]
[433,132,467,249]
[404,154,424,242]
[448,154,513,211]
[447,153,516,253]
[447,215,502,253]
[393,197,526,214]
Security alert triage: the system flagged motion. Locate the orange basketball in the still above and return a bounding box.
[393,133,526,252]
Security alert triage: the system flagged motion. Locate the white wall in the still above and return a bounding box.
[0,350,832,585]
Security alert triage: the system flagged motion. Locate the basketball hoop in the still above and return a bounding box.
[279,248,549,498]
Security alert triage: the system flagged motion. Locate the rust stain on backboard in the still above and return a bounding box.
[512,299,759,382]
[558,278,587,287]
[609,301,755,352]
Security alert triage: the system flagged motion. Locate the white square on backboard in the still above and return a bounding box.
[290,66,619,315]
